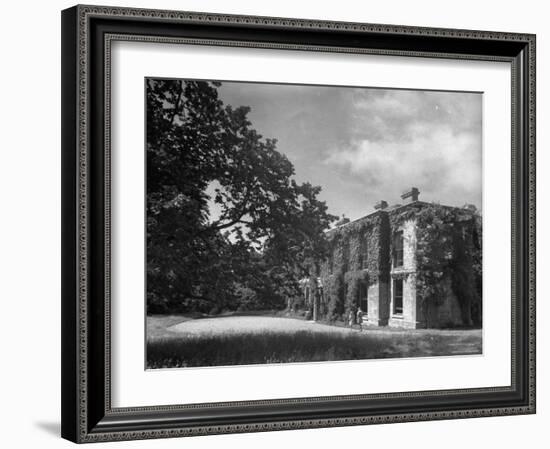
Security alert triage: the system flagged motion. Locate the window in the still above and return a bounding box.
[359,282,368,314]
[393,279,403,315]
[393,231,404,267]
[360,250,368,270]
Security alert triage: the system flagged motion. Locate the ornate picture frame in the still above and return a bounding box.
[61,4,536,443]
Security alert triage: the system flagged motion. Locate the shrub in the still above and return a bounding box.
[326,270,345,321]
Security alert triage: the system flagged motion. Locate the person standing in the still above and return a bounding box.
[356,307,364,331]
[348,309,355,327]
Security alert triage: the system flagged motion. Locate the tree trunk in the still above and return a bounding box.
[313,290,319,321]
[312,261,321,321]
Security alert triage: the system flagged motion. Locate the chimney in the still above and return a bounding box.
[374,200,388,210]
[401,187,420,203]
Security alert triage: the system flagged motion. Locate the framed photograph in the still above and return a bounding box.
[61,4,536,443]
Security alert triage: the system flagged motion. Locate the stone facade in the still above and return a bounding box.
[305,188,481,329]
[388,218,417,328]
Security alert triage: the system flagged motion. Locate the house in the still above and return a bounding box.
[304,187,482,329]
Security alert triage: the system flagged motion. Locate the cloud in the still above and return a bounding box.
[349,89,481,143]
[324,90,482,209]
[217,81,482,218]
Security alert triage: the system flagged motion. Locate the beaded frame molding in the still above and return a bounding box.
[61,4,536,443]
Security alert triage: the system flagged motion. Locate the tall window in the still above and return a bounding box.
[393,231,404,267]
[393,279,403,315]
[359,282,368,314]
[360,249,368,270]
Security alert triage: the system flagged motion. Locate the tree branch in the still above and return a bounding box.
[169,80,184,126]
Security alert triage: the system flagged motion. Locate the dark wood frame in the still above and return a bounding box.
[61,4,536,443]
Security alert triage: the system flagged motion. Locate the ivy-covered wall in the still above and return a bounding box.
[389,203,482,328]
[311,201,481,329]
[318,211,389,322]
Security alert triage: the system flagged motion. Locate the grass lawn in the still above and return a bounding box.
[146,314,482,369]
[146,314,194,339]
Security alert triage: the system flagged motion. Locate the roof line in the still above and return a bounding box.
[326,200,471,233]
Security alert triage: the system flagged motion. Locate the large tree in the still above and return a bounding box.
[146,79,336,313]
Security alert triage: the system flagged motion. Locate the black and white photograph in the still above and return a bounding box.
[146,78,483,369]
[53,1,539,444]
[1,0,543,445]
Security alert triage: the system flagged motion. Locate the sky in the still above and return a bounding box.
[216,81,482,222]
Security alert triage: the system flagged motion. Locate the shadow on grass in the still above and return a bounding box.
[147,330,481,369]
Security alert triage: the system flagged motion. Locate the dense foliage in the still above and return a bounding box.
[146,79,336,313]
[325,269,346,321]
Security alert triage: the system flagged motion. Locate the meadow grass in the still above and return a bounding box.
[147,327,481,369]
